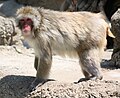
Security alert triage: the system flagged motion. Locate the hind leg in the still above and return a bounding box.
[78,48,103,81]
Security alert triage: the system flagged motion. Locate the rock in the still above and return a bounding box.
[0,0,23,17]
[17,0,64,10]
[0,16,16,45]
[0,76,120,98]
[110,9,120,68]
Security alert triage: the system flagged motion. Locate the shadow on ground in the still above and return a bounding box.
[0,75,35,98]
[0,75,120,98]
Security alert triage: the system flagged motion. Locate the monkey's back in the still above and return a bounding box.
[39,9,107,57]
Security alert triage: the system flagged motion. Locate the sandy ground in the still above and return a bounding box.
[0,46,120,82]
[0,46,120,98]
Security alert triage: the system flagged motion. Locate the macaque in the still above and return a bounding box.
[16,6,111,90]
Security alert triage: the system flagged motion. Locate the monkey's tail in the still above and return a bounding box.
[107,27,115,38]
[97,11,115,38]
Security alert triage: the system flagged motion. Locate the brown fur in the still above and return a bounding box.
[16,6,109,89]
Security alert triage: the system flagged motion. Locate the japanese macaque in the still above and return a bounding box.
[16,6,112,90]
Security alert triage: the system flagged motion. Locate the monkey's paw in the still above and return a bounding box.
[75,75,103,83]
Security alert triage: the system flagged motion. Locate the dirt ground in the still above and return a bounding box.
[0,46,120,98]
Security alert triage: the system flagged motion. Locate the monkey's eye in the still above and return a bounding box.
[26,18,33,25]
[19,19,25,25]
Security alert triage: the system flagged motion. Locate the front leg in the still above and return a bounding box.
[30,42,52,91]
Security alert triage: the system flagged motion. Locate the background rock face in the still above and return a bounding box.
[17,0,64,10]
[0,0,23,45]
[0,0,23,17]
[110,9,120,68]
[0,16,16,45]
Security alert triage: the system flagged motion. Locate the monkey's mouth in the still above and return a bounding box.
[23,25,31,31]
[22,25,33,37]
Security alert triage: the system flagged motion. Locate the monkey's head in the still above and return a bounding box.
[16,6,41,38]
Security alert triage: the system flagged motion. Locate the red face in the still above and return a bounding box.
[19,18,33,37]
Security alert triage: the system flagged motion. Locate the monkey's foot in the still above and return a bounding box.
[89,75,103,81]
[76,75,103,83]
[75,78,89,83]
